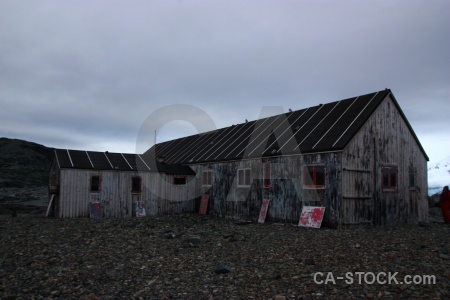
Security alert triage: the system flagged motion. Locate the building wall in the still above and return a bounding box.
[49,96,427,227]
[342,95,428,225]
[190,152,342,227]
[54,169,195,218]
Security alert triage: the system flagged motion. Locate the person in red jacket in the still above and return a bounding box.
[439,186,450,223]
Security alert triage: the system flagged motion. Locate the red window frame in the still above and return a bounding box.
[173,176,187,185]
[263,163,271,188]
[131,176,142,193]
[90,175,101,192]
[303,165,326,189]
[382,166,398,190]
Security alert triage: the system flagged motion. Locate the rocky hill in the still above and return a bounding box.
[0,138,53,204]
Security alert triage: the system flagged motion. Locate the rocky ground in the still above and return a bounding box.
[1,212,449,300]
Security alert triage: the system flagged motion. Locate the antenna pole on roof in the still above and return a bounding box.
[154,130,157,146]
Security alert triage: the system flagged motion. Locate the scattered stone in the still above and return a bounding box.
[439,253,449,260]
[271,273,282,280]
[81,293,101,300]
[418,221,426,227]
[214,263,233,274]
[223,234,236,242]
[235,220,253,225]
[273,295,286,300]
[164,233,176,239]
[1,214,448,299]
[185,235,201,244]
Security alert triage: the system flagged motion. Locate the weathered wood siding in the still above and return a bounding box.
[49,94,427,227]
[55,169,195,218]
[190,152,342,228]
[342,95,428,225]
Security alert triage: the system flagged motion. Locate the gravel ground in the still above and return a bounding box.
[1,212,449,300]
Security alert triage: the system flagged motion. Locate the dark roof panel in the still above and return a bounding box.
[310,96,357,152]
[332,90,388,149]
[87,151,113,170]
[68,150,93,169]
[53,89,427,170]
[176,130,219,164]
[191,124,241,162]
[291,102,338,153]
[54,149,72,168]
[213,121,256,161]
[122,153,139,170]
[105,152,133,170]
[150,89,398,163]
[54,149,195,175]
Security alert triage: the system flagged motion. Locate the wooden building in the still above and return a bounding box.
[49,89,429,227]
[48,150,196,218]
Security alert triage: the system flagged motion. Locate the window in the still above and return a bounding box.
[131,176,142,193]
[90,175,101,192]
[202,170,213,186]
[382,167,398,190]
[409,168,415,190]
[303,165,326,188]
[238,168,251,187]
[173,176,187,185]
[263,163,271,188]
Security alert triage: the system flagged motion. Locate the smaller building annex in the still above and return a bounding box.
[48,149,196,218]
[49,89,429,227]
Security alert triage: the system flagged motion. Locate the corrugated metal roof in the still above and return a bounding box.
[149,89,427,164]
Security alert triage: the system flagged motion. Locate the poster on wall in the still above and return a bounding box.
[89,201,102,218]
[199,194,209,215]
[258,199,270,223]
[135,201,146,218]
[298,206,325,228]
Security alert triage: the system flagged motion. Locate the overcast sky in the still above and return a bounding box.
[1,0,449,185]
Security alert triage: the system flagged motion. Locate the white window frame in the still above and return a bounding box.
[202,170,213,187]
[237,168,251,187]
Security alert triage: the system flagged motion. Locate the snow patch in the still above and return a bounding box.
[428,156,450,195]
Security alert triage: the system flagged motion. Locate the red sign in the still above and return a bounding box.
[89,201,102,218]
[298,206,325,228]
[199,194,209,215]
[258,199,270,223]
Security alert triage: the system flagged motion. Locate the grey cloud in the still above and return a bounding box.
[0,0,449,162]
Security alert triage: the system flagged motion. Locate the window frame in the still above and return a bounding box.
[131,176,142,194]
[237,168,251,187]
[303,165,326,189]
[173,176,187,185]
[202,170,213,187]
[90,175,101,193]
[408,167,416,190]
[382,166,398,191]
[263,163,271,189]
